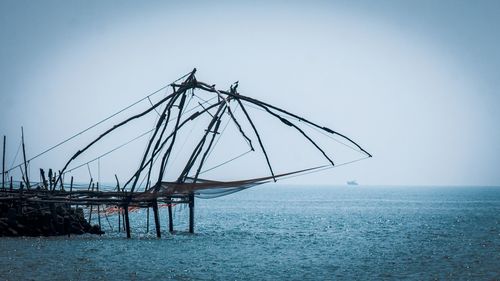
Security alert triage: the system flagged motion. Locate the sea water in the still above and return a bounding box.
[0,185,499,280]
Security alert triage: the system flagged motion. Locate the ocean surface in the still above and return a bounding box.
[0,185,499,280]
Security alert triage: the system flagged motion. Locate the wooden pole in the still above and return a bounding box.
[146,207,150,234]
[188,193,194,233]
[48,169,53,190]
[118,206,121,233]
[167,197,174,233]
[97,182,101,235]
[40,169,48,190]
[21,127,30,188]
[9,176,12,191]
[2,135,5,190]
[122,208,126,232]
[152,200,161,238]
[88,183,94,223]
[124,204,131,238]
[115,174,122,232]
[58,170,64,191]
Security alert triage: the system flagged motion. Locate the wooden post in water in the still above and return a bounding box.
[152,200,161,238]
[2,135,5,190]
[97,182,101,235]
[146,207,150,234]
[122,208,126,232]
[167,196,174,232]
[118,206,121,233]
[89,183,94,223]
[188,193,194,234]
[124,203,131,238]
[114,174,121,232]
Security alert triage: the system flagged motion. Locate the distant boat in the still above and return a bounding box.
[347,180,358,186]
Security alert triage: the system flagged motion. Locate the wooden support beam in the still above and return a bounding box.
[40,169,48,190]
[188,193,194,233]
[146,207,150,234]
[118,206,121,233]
[130,93,176,192]
[167,197,174,233]
[97,183,101,235]
[122,100,225,190]
[124,204,131,238]
[88,183,94,223]
[177,102,226,183]
[152,200,161,238]
[48,169,53,190]
[58,170,64,191]
[122,207,126,232]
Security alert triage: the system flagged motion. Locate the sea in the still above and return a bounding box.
[0,185,499,280]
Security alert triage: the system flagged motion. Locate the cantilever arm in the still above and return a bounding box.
[193,81,371,158]
[255,103,335,166]
[226,101,254,151]
[234,98,276,181]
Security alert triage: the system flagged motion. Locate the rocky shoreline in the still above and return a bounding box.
[0,201,104,237]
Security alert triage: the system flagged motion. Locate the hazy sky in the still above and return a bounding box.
[1,0,499,186]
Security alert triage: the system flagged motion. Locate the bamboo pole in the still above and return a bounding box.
[97,182,101,235]
[152,200,161,238]
[48,169,53,190]
[146,206,150,234]
[118,206,121,233]
[124,203,131,238]
[188,193,194,233]
[58,170,64,191]
[21,127,30,188]
[167,197,173,233]
[88,183,94,224]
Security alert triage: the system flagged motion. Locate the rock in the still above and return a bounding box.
[0,201,104,237]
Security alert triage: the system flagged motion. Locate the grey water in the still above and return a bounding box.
[1,185,499,280]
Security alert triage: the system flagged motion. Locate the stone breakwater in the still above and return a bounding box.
[0,202,104,237]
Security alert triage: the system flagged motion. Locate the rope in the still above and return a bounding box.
[276,156,371,181]
[7,85,169,173]
[64,129,153,174]
[7,70,195,173]
[9,139,22,169]
[244,102,363,154]
[169,95,218,167]
[86,163,93,179]
[198,149,253,175]
[201,102,237,163]
[63,93,218,176]
[148,96,161,116]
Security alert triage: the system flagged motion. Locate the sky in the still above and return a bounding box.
[0,0,499,186]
